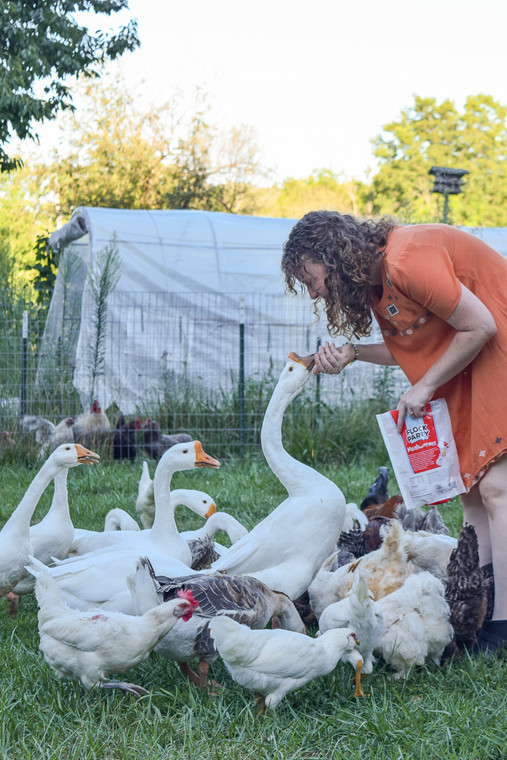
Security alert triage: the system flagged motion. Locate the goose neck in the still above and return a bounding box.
[3,458,61,532]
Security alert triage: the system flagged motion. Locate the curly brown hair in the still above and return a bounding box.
[281,210,396,338]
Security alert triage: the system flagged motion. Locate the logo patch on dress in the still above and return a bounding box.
[386,303,399,317]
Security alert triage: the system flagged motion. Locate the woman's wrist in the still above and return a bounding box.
[346,342,359,364]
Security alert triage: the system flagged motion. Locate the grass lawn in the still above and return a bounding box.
[1,455,506,760]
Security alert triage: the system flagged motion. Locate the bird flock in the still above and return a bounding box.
[17,403,191,462]
[1,353,493,712]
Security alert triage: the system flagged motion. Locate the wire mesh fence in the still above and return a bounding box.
[0,288,407,458]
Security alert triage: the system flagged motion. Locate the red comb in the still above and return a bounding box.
[177,587,198,607]
[177,587,199,620]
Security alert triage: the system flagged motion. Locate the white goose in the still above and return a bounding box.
[34,442,220,613]
[135,460,155,528]
[210,352,346,599]
[182,511,249,568]
[11,470,76,602]
[0,443,99,598]
[103,508,141,531]
[68,485,218,564]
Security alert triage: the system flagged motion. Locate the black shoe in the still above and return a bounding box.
[473,620,507,657]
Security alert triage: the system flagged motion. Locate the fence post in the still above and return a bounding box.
[238,296,246,457]
[20,310,28,417]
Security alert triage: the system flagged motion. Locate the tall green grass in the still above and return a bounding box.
[1,453,505,759]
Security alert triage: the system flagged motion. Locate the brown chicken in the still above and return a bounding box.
[441,523,488,660]
[363,494,404,521]
[141,419,192,459]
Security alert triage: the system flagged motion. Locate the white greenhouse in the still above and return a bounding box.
[42,208,507,414]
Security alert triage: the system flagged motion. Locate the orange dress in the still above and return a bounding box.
[371,224,507,491]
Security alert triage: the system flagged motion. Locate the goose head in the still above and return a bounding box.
[172,489,217,520]
[157,440,220,475]
[51,443,100,468]
[268,351,315,409]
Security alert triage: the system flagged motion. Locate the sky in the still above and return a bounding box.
[37,0,507,185]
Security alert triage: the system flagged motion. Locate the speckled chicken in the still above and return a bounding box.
[441,524,487,659]
[395,502,451,535]
[21,414,75,456]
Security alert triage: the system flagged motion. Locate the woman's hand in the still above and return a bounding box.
[395,285,496,433]
[313,342,355,375]
[396,382,435,432]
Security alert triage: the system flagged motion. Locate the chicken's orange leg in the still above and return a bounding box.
[353,659,364,698]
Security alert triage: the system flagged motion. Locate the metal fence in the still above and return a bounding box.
[0,289,407,454]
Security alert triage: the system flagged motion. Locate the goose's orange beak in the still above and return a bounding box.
[288,351,316,372]
[205,502,217,519]
[194,441,220,469]
[75,444,100,465]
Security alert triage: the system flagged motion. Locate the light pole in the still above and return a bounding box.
[429,166,469,224]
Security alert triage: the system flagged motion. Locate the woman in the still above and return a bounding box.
[281,210,507,653]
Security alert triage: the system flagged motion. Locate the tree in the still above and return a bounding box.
[27,77,263,222]
[0,166,48,286]
[0,76,264,290]
[370,94,507,225]
[255,170,371,219]
[0,0,139,172]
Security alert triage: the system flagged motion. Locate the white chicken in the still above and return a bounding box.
[374,571,453,679]
[21,414,75,456]
[72,400,111,447]
[209,616,363,712]
[402,530,457,581]
[308,520,414,619]
[28,556,199,695]
[317,567,384,674]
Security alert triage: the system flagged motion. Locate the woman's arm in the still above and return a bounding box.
[396,285,497,430]
[314,340,398,375]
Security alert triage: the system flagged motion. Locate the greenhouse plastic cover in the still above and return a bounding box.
[43,208,507,414]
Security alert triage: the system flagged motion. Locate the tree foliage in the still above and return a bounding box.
[371,94,507,225]
[0,166,48,285]
[255,170,372,219]
[27,77,263,222]
[0,0,139,172]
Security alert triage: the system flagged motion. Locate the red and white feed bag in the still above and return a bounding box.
[376,398,465,510]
